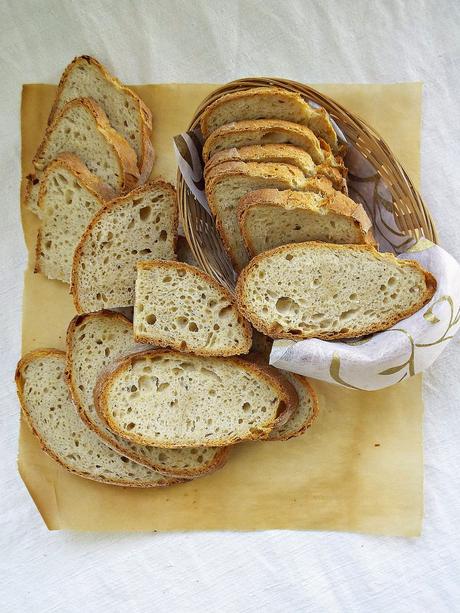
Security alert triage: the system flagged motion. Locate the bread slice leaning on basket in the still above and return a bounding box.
[238,188,374,256]
[236,242,437,340]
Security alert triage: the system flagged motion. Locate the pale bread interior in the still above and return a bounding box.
[36,165,103,282]
[68,313,227,476]
[34,102,124,191]
[238,244,432,339]
[134,262,251,355]
[53,58,144,161]
[72,182,176,312]
[100,352,285,447]
[18,353,171,486]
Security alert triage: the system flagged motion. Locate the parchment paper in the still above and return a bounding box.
[19,82,424,535]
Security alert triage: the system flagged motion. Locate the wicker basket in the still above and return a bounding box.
[178,78,437,291]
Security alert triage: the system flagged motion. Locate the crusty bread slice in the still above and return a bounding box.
[34,154,112,283]
[15,349,181,487]
[205,160,335,270]
[205,144,346,191]
[268,373,318,441]
[94,349,298,448]
[238,188,374,256]
[202,119,326,164]
[66,312,230,478]
[33,97,139,193]
[48,56,154,182]
[134,260,252,355]
[200,87,338,150]
[71,180,178,313]
[236,242,437,340]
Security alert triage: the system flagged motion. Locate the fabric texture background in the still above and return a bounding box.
[1,0,459,611]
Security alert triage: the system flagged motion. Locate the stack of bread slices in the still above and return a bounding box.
[18,60,323,488]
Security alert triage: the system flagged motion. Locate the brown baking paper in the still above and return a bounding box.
[19,82,423,535]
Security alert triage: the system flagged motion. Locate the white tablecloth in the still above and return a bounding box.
[1,1,459,610]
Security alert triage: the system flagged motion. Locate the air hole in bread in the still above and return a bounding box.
[285,254,294,261]
[188,322,198,332]
[242,402,251,412]
[275,296,299,315]
[126,422,135,430]
[146,314,156,325]
[139,206,151,221]
[218,305,232,318]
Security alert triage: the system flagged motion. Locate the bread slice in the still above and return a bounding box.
[202,119,326,164]
[33,98,139,193]
[200,87,338,150]
[48,56,154,182]
[268,373,318,440]
[238,188,374,256]
[134,260,252,355]
[205,160,334,270]
[15,349,181,487]
[34,154,112,283]
[236,242,437,340]
[71,180,178,312]
[205,144,346,191]
[94,349,298,447]
[66,312,230,478]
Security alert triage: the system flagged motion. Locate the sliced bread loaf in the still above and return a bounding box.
[94,349,298,448]
[71,180,178,312]
[33,97,139,193]
[66,312,230,478]
[236,242,437,340]
[200,87,338,150]
[34,154,112,283]
[205,144,346,191]
[238,188,374,256]
[202,119,326,164]
[268,373,318,441]
[48,56,154,182]
[15,349,181,487]
[205,161,333,270]
[134,260,252,355]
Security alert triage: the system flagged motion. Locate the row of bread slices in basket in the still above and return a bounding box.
[17,56,319,488]
[199,86,437,339]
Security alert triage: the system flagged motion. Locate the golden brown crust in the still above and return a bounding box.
[34,97,140,193]
[33,153,115,276]
[48,55,154,181]
[268,374,319,441]
[94,348,299,447]
[237,188,375,256]
[134,260,253,355]
[70,179,179,313]
[202,119,325,164]
[235,241,437,341]
[15,348,181,488]
[24,173,41,216]
[65,311,229,478]
[200,86,338,150]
